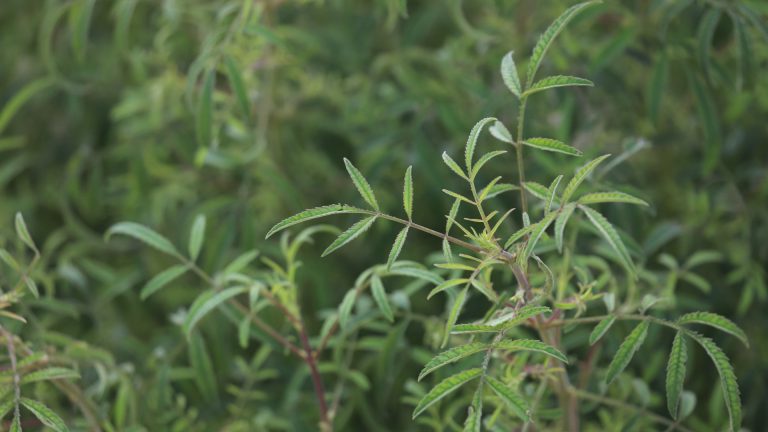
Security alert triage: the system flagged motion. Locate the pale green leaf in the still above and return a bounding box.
[546,175,563,213]
[465,117,497,172]
[338,289,357,330]
[481,183,518,201]
[188,333,218,401]
[521,211,559,263]
[442,286,468,347]
[106,222,179,256]
[588,316,616,345]
[501,51,522,97]
[418,342,488,381]
[442,151,467,179]
[223,250,260,274]
[428,278,471,300]
[485,375,529,422]
[386,227,409,271]
[605,321,649,385]
[677,312,748,347]
[403,166,413,220]
[523,137,582,156]
[495,339,568,363]
[10,414,20,432]
[491,305,552,330]
[371,275,393,323]
[184,286,247,337]
[470,150,507,180]
[489,120,512,143]
[141,265,188,300]
[265,204,364,238]
[523,181,550,201]
[14,213,36,251]
[21,367,79,384]
[442,189,475,205]
[322,216,377,257]
[666,332,687,419]
[412,368,482,419]
[555,204,576,253]
[580,205,635,275]
[523,75,593,97]
[24,278,39,298]
[188,215,206,261]
[578,191,648,206]
[343,158,379,211]
[196,69,214,147]
[561,154,611,204]
[504,224,536,249]
[464,387,483,432]
[20,398,68,432]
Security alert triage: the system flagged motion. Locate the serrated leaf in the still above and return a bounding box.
[522,137,582,156]
[338,289,357,330]
[464,387,483,432]
[428,278,470,300]
[489,120,512,143]
[442,151,468,179]
[196,69,214,147]
[698,8,721,82]
[485,375,529,422]
[546,175,563,213]
[578,191,648,206]
[524,181,550,201]
[10,414,21,432]
[403,166,413,220]
[184,287,247,338]
[140,265,188,300]
[561,154,611,204]
[442,189,475,205]
[523,75,593,97]
[412,368,482,419]
[689,333,741,431]
[589,316,616,345]
[371,275,393,323]
[223,55,251,120]
[666,332,687,419]
[343,158,379,211]
[521,211,559,263]
[580,206,635,275]
[418,342,488,381]
[386,227,409,271]
[491,305,552,330]
[465,117,496,172]
[501,51,522,97]
[20,398,68,432]
[677,312,748,347]
[555,203,575,253]
[605,320,649,385]
[188,215,206,261]
[265,205,364,238]
[451,324,498,334]
[14,213,36,251]
[389,267,444,285]
[496,339,568,363]
[470,150,507,180]
[21,367,79,384]
[504,224,537,249]
[526,1,601,87]
[321,216,377,257]
[106,222,179,256]
[442,286,468,347]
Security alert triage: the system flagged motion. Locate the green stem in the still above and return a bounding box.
[515,97,529,214]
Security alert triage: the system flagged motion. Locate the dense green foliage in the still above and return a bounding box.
[1,1,766,431]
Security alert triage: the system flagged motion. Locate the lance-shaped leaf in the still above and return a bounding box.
[370,275,393,322]
[578,191,648,206]
[403,166,413,220]
[412,368,482,419]
[389,266,444,285]
[605,320,649,385]
[20,398,69,432]
[580,206,635,275]
[0,78,54,136]
[418,342,488,381]
[470,150,507,180]
[20,367,80,384]
[343,158,379,211]
[486,305,552,328]
[526,1,601,87]
[428,278,471,300]
[589,315,616,345]
[14,213,36,251]
[106,222,179,256]
[501,51,522,98]
[485,375,529,422]
[223,56,251,120]
[666,332,688,419]
[442,189,475,205]
[523,75,593,97]
[338,289,357,329]
[322,216,377,257]
[386,227,409,271]
[464,387,483,432]
[489,120,513,143]
[141,264,189,300]
[523,137,582,156]
[689,333,741,432]
[196,69,214,147]
[546,175,563,213]
[188,332,218,401]
[524,181,550,201]
[520,211,559,263]
[442,151,468,179]
[496,339,568,363]
[677,312,748,347]
[442,286,468,347]
[555,203,576,253]
[188,215,206,261]
[698,8,721,82]
[465,117,497,172]
[561,154,611,204]
[184,286,247,337]
[266,204,365,238]
[504,224,536,249]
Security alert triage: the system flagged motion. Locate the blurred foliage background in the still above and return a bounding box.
[1,0,766,430]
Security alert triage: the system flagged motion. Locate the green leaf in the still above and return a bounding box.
[504,224,536,249]
[546,175,563,213]
[442,189,475,205]
[734,16,753,87]
[465,117,497,172]
[501,51,522,98]
[0,248,20,271]
[196,69,214,147]
[697,8,721,82]
[265,204,365,238]
[580,205,635,275]
[442,151,467,179]
[521,211,559,263]
[677,312,749,347]
[389,267,444,286]
[412,368,482,419]
[386,227,409,271]
[223,56,251,120]
[371,275,393,323]
[666,332,688,419]
[188,332,218,401]
[338,289,357,330]
[106,222,179,256]
[183,287,247,338]
[523,75,593,97]
[140,265,188,300]
[403,166,414,220]
[451,324,498,334]
[14,213,36,251]
[647,52,668,124]
[485,375,529,422]
[428,278,470,300]
[555,203,575,253]
[523,137,582,156]
[578,191,648,206]
[561,154,611,204]
[605,321,649,385]
[589,316,616,345]
[523,181,550,201]
[526,1,601,87]
[470,150,507,180]
[464,387,483,432]
[68,0,95,62]
[238,317,250,348]
[343,158,379,211]
[188,215,206,261]
[223,250,260,274]
[481,183,518,201]
[0,78,55,136]
[20,398,68,432]
[9,414,20,432]
[418,342,488,381]
[0,399,13,419]
[21,367,79,384]
[492,305,552,330]
[322,216,377,257]
[690,333,741,431]
[687,69,720,171]
[495,339,568,363]
[442,286,468,347]
[25,278,39,298]
[489,120,513,143]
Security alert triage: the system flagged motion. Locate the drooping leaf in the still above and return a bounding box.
[265,205,364,238]
[188,215,206,261]
[465,117,497,172]
[580,205,635,275]
[666,332,688,419]
[555,203,576,253]
[140,265,188,300]
[522,137,582,156]
[196,69,214,147]
[677,312,749,347]
[412,368,482,419]
[577,191,648,206]
[20,398,68,432]
[338,289,357,330]
[485,375,529,422]
[442,286,468,347]
[523,75,593,97]
[605,321,649,385]
[321,216,377,257]
[387,227,409,271]
[371,275,393,323]
[184,286,247,337]
[106,222,179,256]
[403,166,413,220]
[418,342,488,381]
[690,333,741,432]
[589,316,616,345]
[501,51,522,97]
[495,339,568,363]
[343,158,379,211]
[561,154,611,204]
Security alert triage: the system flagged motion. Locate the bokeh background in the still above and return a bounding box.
[1,0,766,430]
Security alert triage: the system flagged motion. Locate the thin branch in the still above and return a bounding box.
[0,325,21,426]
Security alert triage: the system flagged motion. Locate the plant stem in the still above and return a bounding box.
[515,97,529,214]
[0,325,21,426]
[298,317,332,431]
